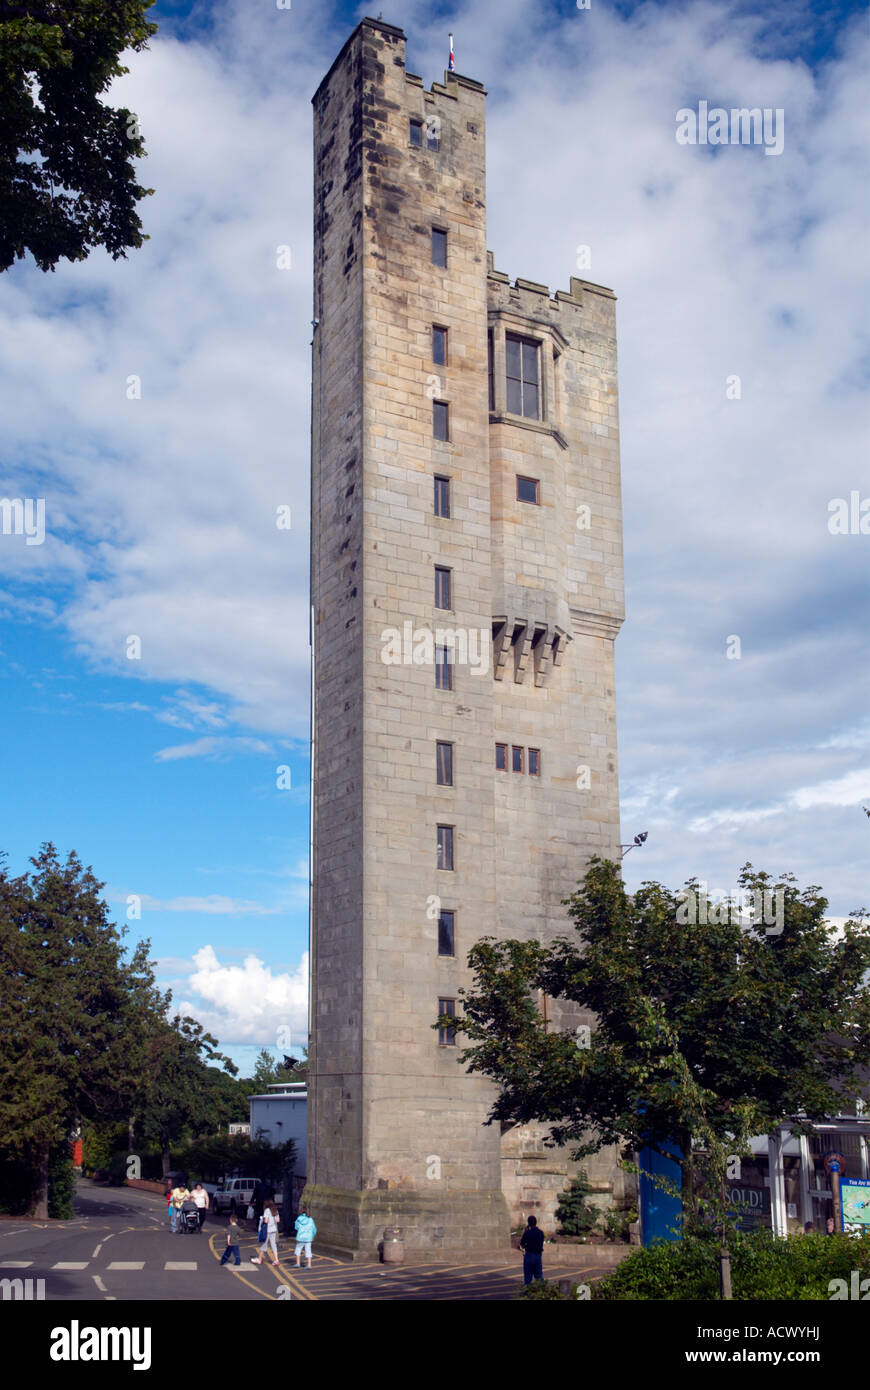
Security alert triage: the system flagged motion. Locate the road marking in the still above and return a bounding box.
[0,1262,33,1269]
[52,1261,89,1270]
[106,1261,145,1270]
[92,1232,116,1259]
[164,1262,197,1271]
[207,1233,278,1300]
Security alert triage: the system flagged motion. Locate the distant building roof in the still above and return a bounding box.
[247,1090,308,1103]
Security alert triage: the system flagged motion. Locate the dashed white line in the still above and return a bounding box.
[0,1262,33,1269]
[92,1232,116,1259]
[106,1261,145,1271]
[53,1261,89,1270]
[164,1261,197,1271]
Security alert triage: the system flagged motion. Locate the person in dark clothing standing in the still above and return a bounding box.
[520,1214,545,1285]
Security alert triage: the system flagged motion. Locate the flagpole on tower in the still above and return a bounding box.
[448,32,455,72]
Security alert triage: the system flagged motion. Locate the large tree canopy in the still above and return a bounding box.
[0,842,238,1215]
[135,1013,238,1174]
[452,859,870,1216]
[0,843,169,1214]
[0,0,156,271]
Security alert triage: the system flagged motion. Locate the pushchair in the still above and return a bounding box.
[180,1200,200,1233]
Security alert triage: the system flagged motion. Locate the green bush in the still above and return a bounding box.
[602,1207,636,1242]
[555,1171,599,1236]
[594,1228,870,1301]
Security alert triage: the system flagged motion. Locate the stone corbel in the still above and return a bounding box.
[491,618,512,682]
[513,624,533,683]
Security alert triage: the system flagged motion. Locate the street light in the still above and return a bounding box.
[619,831,648,859]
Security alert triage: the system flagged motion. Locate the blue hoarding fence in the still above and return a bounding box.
[638,1140,683,1245]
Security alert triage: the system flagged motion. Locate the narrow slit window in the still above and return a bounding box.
[528,748,541,777]
[437,824,454,870]
[435,645,453,690]
[409,119,423,146]
[433,400,449,441]
[438,997,456,1046]
[512,745,524,773]
[435,566,451,610]
[495,742,507,771]
[434,475,450,518]
[432,228,447,267]
[438,910,455,957]
[432,326,447,366]
[436,741,453,786]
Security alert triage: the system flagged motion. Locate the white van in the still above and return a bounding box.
[211,1178,282,1214]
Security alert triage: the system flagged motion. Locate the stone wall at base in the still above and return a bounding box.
[300,1183,511,1259]
[501,1123,631,1233]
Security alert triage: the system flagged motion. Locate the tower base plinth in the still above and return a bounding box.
[299,1184,511,1261]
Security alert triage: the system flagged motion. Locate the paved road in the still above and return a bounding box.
[0,1181,598,1301]
[281,1254,599,1301]
[0,1180,278,1302]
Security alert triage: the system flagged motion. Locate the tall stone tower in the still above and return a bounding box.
[307,17,625,1258]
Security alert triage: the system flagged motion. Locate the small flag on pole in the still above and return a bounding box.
[448,33,455,71]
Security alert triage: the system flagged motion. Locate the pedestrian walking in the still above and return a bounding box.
[166,1186,175,1233]
[170,1181,190,1234]
[246,1200,255,1231]
[520,1214,545,1285]
[191,1182,209,1230]
[251,1201,281,1266]
[220,1213,242,1266]
[294,1207,316,1268]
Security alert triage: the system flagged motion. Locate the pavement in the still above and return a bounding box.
[0,1180,600,1301]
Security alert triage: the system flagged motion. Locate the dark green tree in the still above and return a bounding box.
[249,1047,297,1092]
[135,1014,238,1175]
[0,844,169,1216]
[554,1170,598,1237]
[452,859,870,1278]
[0,0,157,271]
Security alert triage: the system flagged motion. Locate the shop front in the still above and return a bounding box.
[731,1112,870,1236]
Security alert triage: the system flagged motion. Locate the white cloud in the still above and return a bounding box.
[171,944,309,1045]
[791,768,870,811]
[138,893,281,915]
[153,735,271,761]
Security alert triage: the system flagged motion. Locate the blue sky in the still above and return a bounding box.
[1,0,867,1072]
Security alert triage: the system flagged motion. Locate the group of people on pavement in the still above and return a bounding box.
[220,1203,317,1270]
[164,1176,316,1268]
[166,1176,539,1282]
[167,1180,209,1233]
